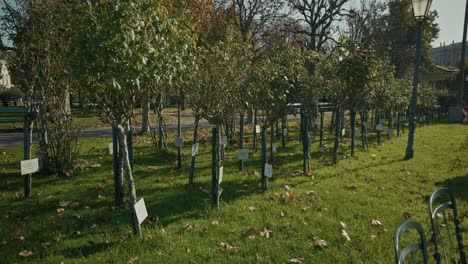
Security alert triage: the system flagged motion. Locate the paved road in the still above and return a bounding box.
[0,119,211,148]
[0,114,309,148]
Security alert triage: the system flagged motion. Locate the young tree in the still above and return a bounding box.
[187,30,250,203]
[71,0,191,235]
[247,44,302,187]
[337,45,373,157]
[2,1,80,182]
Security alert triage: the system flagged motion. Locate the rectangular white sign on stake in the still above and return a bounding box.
[264,163,273,178]
[376,124,383,131]
[283,129,288,136]
[108,143,113,155]
[192,143,199,157]
[387,128,393,136]
[21,158,39,175]
[220,136,228,146]
[272,144,277,154]
[352,128,361,138]
[341,128,346,136]
[134,198,148,225]
[176,136,184,148]
[238,149,249,160]
[255,125,261,134]
[218,166,224,184]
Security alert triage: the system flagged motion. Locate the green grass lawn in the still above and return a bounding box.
[0,121,467,263]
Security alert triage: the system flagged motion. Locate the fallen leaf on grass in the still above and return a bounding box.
[402,212,412,219]
[369,219,382,226]
[183,223,194,231]
[220,241,234,250]
[283,192,296,203]
[290,258,304,263]
[211,220,219,226]
[305,190,316,195]
[314,239,328,248]
[340,221,347,229]
[260,228,274,238]
[57,208,65,213]
[19,250,33,257]
[341,230,351,241]
[127,256,139,264]
[248,206,256,212]
[147,216,159,224]
[41,242,53,249]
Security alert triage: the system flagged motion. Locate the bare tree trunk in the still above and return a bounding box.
[141,95,150,134]
[118,124,141,236]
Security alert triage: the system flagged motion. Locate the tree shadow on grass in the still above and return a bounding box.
[62,241,115,259]
[435,173,468,202]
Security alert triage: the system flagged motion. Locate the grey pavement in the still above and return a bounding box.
[0,114,310,149]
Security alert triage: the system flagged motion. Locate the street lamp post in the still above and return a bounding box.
[405,0,433,160]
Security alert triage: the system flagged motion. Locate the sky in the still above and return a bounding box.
[431,0,467,47]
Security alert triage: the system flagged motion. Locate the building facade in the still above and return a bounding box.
[432,41,468,67]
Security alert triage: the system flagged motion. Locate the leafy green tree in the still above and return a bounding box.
[247,44,303,187]
[71,0,191,235]
[337,45,373,158]
[2,1,80,181]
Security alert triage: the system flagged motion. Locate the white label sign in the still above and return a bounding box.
[21,158,39,175]
[192,143,199,157]
[238,149,249,160]
[108,143,113,155]
[387,128,393,136]
[220,136,228,146]
[134,198,148,225]
[341,128,346,136]
[351,128,361,138]
[255,125,261,134]
[176,136,184,148]
[264,163,273,178]
[272,144,277,154]
[218,166,224,184]
[376,124,383,131]
[283,129,288,136]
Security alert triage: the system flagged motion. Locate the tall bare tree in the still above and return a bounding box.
[289,0,350,52]
[228,0,286,45]
[343,0,386,49]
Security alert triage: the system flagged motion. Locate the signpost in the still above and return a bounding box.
[134,198,148,225]
[192,143,199,157]
[21,158,39,175]
[238,149,249,161]
[264,163,273,178]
